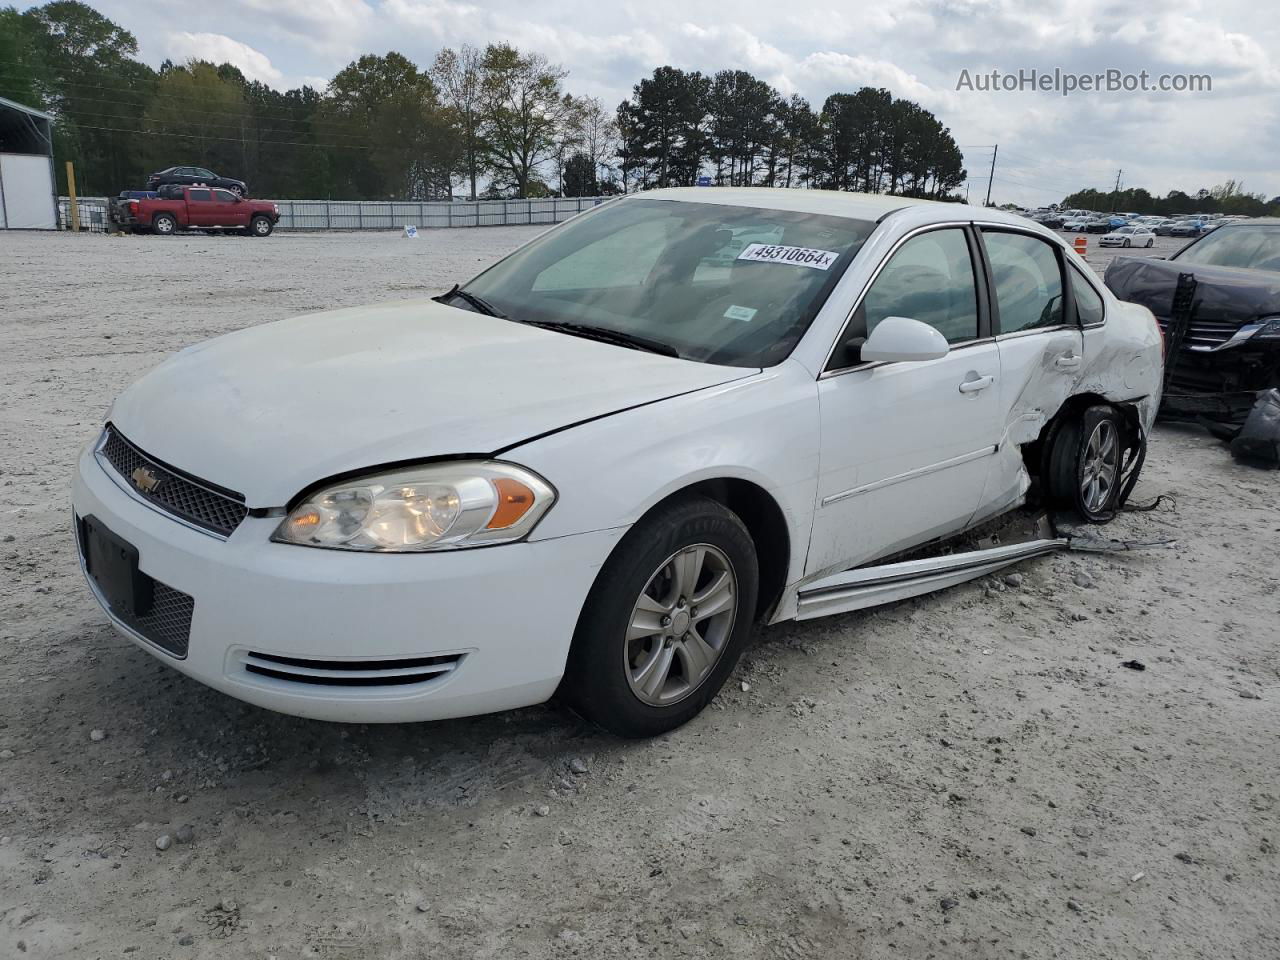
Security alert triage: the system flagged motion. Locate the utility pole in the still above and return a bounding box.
[984,144,998,207]
[1110,169,1122,212]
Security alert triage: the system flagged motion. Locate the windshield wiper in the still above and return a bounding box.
[516,319,681,358]
[434,284,506,318]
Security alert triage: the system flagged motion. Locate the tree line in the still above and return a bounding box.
[0,1,967,202]
[1056,181,1280,218]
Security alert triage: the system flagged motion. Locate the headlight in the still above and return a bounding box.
[272,461,555,552]
[1255,316,1280,340]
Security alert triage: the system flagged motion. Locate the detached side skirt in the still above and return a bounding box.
[794,513,1173,622]
[795,537,1065,620]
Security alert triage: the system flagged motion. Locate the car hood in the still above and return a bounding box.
[1105,256,1280,325]
[109,299,756,506]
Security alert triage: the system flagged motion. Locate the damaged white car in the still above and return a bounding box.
[73,189,1163,737]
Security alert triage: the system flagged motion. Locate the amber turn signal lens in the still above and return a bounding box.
[486,477,535,529]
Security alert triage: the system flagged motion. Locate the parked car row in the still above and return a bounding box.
[1023,207,1237,239]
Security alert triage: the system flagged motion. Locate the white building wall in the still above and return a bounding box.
[0,153,56,229]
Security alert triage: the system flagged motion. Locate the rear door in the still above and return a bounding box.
[185,188,217,227]
[973,227,1084,521]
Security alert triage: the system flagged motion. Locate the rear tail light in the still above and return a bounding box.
[129,200,138,212]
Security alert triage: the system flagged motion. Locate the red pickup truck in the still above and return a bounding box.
[114,186,280,237]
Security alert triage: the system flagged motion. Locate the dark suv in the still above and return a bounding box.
[146,166,248,196]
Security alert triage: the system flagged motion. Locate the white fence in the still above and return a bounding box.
[276,196,610,230]
[56,195,613,233]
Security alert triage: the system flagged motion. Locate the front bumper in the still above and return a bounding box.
[72,440,625,723]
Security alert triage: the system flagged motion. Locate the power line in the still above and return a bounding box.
[70,122,376,151]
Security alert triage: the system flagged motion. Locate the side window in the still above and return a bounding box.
[983,231,1064,333]
[1069,267,1104,325]
[863,228,979,344]
[213,189,237,203]
[194,168,214,179]
[189,189,213,202]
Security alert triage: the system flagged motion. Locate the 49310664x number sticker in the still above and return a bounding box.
[736,243,839,270]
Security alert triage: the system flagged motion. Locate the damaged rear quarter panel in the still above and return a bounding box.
[977,295,1162,522]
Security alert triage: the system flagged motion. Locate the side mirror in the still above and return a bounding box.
[860,316,950,363]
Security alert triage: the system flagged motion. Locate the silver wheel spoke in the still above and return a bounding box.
[692,571,734,619]
[672,547,705,599]
[628,596,668,641]
[637,644,676,699]
[675,628,717,682]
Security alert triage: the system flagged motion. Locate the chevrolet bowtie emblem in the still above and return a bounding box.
[131,465,162,493]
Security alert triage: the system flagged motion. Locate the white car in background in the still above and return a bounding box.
[73,189,1163,737]
[1099,225,1156,248]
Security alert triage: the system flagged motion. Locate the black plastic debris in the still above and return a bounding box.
[1120,660,1147,671]
[1229,389,1280,468]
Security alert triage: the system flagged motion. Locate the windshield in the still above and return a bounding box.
[1173,224,1280,271]
[458,198,875,367]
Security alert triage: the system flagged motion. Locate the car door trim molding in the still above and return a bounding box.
[820,444,998,506]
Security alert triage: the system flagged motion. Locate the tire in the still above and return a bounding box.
[1123,238,1131,248]
[560,496,759,738]
[249,215,273,237]
[230,184,245,197]
[152,213,177,236]
[1147,239,1154,248]
[1045,405,1125,522]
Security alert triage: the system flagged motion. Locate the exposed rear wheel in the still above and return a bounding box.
[1045,405,1125,522]
[152,213,176,236]
[560,497,758,737]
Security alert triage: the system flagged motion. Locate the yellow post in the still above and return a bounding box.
[65,161,80,232]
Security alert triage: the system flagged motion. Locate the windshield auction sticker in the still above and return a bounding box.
[737,243,839,270]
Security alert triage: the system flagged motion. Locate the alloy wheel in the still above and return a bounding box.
[1081,419,1119,513]
[624,544,737,707]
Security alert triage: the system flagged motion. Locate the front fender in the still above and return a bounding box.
[510,360,821,592]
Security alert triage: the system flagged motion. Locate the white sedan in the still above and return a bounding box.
[1099,225,1156,248]
[73,189,1163,737]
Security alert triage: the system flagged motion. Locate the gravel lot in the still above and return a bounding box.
[1,227,1276,960]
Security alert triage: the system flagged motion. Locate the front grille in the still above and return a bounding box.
[1156,317,1242,352]
[99,425,247,537]
[115,581,194,657]
[240,651,464,688]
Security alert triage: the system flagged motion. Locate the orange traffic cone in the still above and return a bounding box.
[1073,236,1088,260]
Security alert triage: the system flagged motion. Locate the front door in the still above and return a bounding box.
[806,226,1003,578]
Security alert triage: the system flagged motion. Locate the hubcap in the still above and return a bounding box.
[1081,419,1119,513]
[624,544,737,707]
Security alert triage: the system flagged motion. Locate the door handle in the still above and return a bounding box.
[958,374,995,394]
[1055,353,1082,370]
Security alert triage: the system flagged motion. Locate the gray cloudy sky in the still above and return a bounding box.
[95,0,1278,205]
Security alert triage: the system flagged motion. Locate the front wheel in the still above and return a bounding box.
[560,497,759,737]
[1146,238,1154,247]
[249,215,273,237]
[1045,405,1126,522]
[230,184,245,197]
[1123,238,1131,247]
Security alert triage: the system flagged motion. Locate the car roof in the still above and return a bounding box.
[636,187,1028,226]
